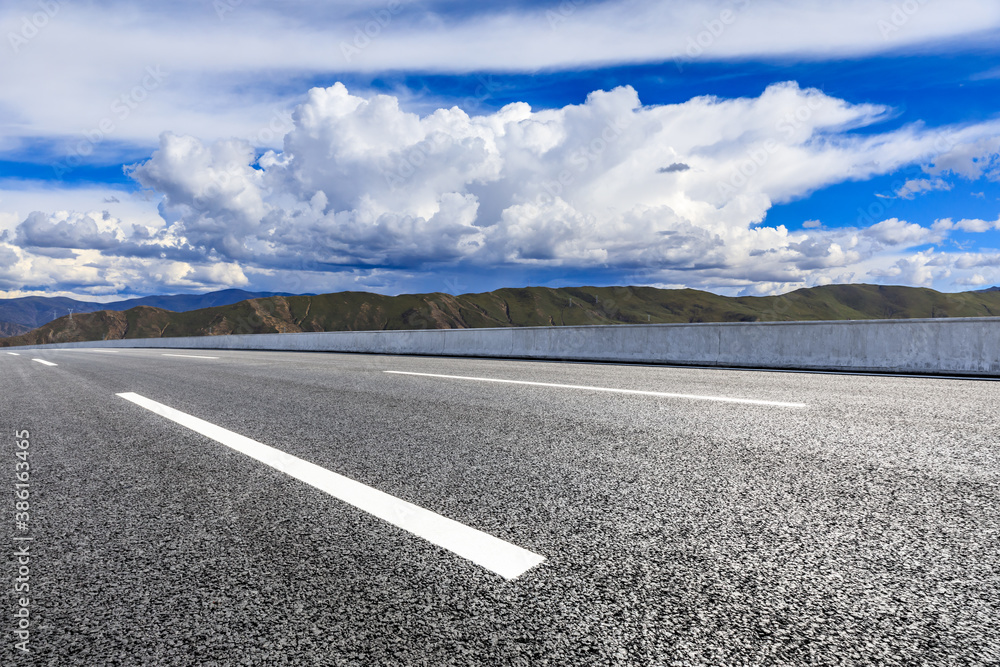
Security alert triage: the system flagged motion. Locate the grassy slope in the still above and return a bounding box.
[4,284,1000,347]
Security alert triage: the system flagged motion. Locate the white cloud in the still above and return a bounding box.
[935,215,1000,233]
[6,81,1000,297]
[888,177,953,199]
[868,250,948,287]
[956,273,990,286]
[173,262,249,289]
[954,252,1000,270]
[2,0,1000,157]
[927,136,1000,181]
[122,82,997,275]
[0,183,162,232]
[0,235,254,297]
[863,217,947,246]
[14,210,125,251]
[971,66,1000,81]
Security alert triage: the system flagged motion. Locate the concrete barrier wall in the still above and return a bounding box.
[17,317,1000,376]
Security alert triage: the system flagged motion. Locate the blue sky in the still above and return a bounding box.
[1,0,999,300]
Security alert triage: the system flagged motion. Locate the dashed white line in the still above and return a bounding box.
[32,359,57,366]
[116,392,545,580]
[6,352,20,356]
[161,354,220,360]
[385,371,807,408]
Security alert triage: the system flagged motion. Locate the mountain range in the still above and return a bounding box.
[0,289,303,336]
[4,283,1000,348]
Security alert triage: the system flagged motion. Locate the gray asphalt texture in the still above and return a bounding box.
[2,348,999,666]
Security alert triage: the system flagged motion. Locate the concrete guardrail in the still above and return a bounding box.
[16,317,1000,377]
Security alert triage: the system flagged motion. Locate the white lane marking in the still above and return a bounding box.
[116,392,545,580]
[32,359,57,366]
[385,371,807,408]
[6,352,20,356]
[161,354,219,360]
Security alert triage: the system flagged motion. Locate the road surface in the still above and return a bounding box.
[3,348,998,665]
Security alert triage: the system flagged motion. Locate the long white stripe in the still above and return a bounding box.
[32,359,57,366]
[161,354,219,359]
[385,371,807,408]
[116,392,545,580]
[6,352,20,356]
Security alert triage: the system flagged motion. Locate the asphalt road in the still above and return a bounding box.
[2,348,999,666]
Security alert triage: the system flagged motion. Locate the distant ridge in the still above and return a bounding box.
[4,283,1000,348]
[0,289,304,330]
[0,321,30,337]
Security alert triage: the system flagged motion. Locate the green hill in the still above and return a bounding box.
[4,284,1000,348]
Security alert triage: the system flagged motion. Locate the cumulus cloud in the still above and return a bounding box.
[863,218,947,246]
[887,177,954,199]
[956,273,990,286]
[933,215,1000,233]
[953,252,1000,270]
[118,82,997,284]
[867,251,941,287]
[14,211,124,255]
[1,207,256,297]
[0,244,24,290]
[927,136,1000,181]
[8,81,1000,297]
